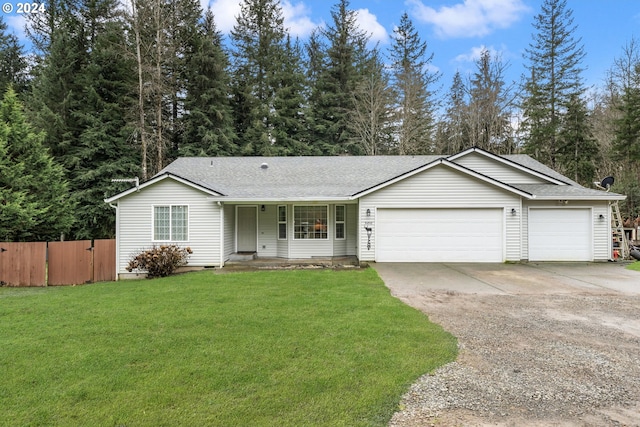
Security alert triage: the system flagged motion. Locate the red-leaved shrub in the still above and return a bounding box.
[126,245,193,278]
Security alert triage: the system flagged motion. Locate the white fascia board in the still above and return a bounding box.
[532,194,627,201]
[353,158,535,199]
[104,173,223,203]
[212,197,356,203]
[447,147,569,185]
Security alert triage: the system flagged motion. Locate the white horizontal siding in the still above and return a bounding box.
[224,204,235,260]
[346,204,358,256]
[454,152,549,184]
[116,179,222,275]
[359,165,521,262]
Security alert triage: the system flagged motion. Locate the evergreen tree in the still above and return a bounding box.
[557,93,599,184]
[180,9,237,156]
[438,71,469,154]
[0,118,38,241]
[388,12,438,154]
[28,21,87,165]
[309,0,370,155]
[521,0,586,170]
[0,17,28,95]
[230,0,287,155]
[271,36,313,155]
[72,11,140,239]
[29,0,141,239]
[0,88,74,241]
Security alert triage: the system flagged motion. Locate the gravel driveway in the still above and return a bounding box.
[373,262,640,426]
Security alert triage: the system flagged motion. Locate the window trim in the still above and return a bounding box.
[277,205,287,240]
[152,204,189,242]
[335,205,346,240]
[293,205,329,240]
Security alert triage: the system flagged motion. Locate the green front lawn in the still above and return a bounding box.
[0,269,456,426]
[627,261,640,271]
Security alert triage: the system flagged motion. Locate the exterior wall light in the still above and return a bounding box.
[366,208,371,217]
[511,208,516,216]
[599,214,605,221]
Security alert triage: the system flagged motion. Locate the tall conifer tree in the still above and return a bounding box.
[180,10,237,156]
[230,0,287,155]
[0,88,74,241]
[388,12,438,154]
[522,0,586,170]
[309,0,369,155]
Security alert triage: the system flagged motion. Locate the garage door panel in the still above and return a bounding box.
[528,209,591,261]
[377,209,503,262]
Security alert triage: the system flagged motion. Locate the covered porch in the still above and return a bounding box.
[222,202,359,265]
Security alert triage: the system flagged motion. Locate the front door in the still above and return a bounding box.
[237,206,257,253]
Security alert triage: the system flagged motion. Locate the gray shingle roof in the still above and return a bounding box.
[146,153,624,201]
[157,156,441,199]
[512,184,626,200]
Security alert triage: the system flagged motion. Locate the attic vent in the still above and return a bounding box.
[260,162,269,169]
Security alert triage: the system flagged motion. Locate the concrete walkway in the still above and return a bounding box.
[372,262,640,296]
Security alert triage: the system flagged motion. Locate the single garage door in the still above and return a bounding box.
[376,208,503,262]
[528,208,592,261]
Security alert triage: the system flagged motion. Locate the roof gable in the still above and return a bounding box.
[353,158,534,199]
[104,173,223,203]
[448,147,572,186]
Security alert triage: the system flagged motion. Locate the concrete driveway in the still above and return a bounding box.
[373,261,640,296]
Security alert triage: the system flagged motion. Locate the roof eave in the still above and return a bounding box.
[532,194,627,201]
[211,196,356,203]
[104,173,224,203]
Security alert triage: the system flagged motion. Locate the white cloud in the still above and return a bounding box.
[207,0,320,37]
[208,0,242,34]
[282,1,321,38]
[5,15,27,41]
[408,0,530,39]
[454,45,500,63]
[356,8,388,45]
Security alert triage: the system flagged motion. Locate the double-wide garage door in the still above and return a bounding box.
[376,208,503,262]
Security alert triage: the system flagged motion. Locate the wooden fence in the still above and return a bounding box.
[0,239,116,287]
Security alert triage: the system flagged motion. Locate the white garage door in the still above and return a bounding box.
[528,208,592,261]
[376,208,504,262]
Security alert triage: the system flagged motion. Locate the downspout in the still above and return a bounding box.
[218,201,225,268]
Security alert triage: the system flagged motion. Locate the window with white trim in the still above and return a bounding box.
[153,205,188,241]
[335,205,345,239]
[278,205,287,240]
[294,206,327,239]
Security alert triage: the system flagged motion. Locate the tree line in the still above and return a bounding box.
[1,0,639,241]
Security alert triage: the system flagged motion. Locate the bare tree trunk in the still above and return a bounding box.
[131,0,148,180]
[155,0,163,173]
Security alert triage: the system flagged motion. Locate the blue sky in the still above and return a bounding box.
[205,0,640,92]
[3,0,640,91]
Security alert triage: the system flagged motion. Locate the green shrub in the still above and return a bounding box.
[126,245,192,278]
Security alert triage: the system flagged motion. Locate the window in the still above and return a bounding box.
[335,205,345,239]
[278,205,287,240]
[154,205,188,241]
[294,206,327,239]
